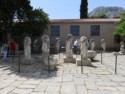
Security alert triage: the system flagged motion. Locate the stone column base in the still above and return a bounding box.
[88,50,97,58]
[44,58,57,71]
[64,58,76,63]
[76,59,91,66]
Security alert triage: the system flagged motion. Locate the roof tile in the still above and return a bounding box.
[50,18,120,23]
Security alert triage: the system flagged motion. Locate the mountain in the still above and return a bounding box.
[89,6,125,18]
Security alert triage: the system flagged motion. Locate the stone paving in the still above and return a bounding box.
[0,52,125,94]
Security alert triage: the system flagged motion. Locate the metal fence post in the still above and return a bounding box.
[18,54,21,73]
[101,51,102,64]
[81,55,83,74]
[59,50,60,59]
[48,55,50,74]
[115,54,117,74]
[76,47,77,59]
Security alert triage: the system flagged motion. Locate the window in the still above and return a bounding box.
[70,25,80,36]
[90,25,100,36]
[51,25,60,36]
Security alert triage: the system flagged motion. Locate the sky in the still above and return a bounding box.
[30,0,125,19]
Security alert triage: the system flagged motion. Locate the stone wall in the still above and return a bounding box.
[44,22,120,50]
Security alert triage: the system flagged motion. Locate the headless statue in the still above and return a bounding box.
[66,34,74,58]
[41,35,50,57]
[80,36,88,60]
[24,36,31,59]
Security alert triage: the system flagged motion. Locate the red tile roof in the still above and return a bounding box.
[50,18,121,23]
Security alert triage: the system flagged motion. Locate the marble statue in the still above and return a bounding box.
[24,36,31,59]
[88,39,97,61]
[56,38,60,51]
[41,35,57,70]
[76,36,91,66]
[80,36,88,60]
[90,39,95,51]
[66,34,74,58]
[41,35,50,56]
[101,39,106,51]
[120,42,125,54]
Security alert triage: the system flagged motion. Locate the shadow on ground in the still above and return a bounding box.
[0,54,58,80]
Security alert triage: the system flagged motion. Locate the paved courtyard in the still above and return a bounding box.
[0,52,125,94]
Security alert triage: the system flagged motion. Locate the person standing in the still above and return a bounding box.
[10,39,16,55]
[73,39,80,54]
[2,42,8,59]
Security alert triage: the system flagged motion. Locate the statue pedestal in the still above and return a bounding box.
[64,57,76,63]
[88,50,97,59]
[38,52,49,62]
[38,56,43,62]
[44,58,57,71]
[76,59,91,66]
[119,51,125,55]
[113,52,125,55]
[22,58,34,65]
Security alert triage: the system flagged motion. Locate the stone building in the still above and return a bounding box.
[44,18,121,50]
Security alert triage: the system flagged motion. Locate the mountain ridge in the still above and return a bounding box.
[89,6,125,18]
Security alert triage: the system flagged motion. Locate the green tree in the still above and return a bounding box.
[12,9,50,36]
[114,12,125,36]
[80,0,88,19]
[89,13,108,18]
[0,0,50,39]
[113,16,120,18]
[0,0,32,32]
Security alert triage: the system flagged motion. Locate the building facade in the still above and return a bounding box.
[44,18,121,50]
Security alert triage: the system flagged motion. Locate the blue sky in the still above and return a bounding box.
[30,0,125,19]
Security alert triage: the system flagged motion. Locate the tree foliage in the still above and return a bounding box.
[113,16,120,18]
[114,12,125,36]
[80,0,88,19]
[12,9,50,36]
[89,13,108,18]
[0,0,32,32]
[0,0,50,36]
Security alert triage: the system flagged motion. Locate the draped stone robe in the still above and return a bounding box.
[24,36,31,59]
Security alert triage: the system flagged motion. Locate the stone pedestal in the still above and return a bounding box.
[64,58,76,63]
[38,52,49,62]
[88,50,97,58]
[113,52,125,55]
[44,58,57,71]
[38,56,44,62]
[22,58,34,65]
[76,59,91,66]
[118,51,125,55]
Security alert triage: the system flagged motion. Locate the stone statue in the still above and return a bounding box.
[24,36,31,59]
[101,39,106,51]
[90,39,95,51]
[80,36,88,60]
[76,36,91,66]
[120,42,125,54]
[41,35,50,56]
[66,34,73,58]
[56,38,60,51]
